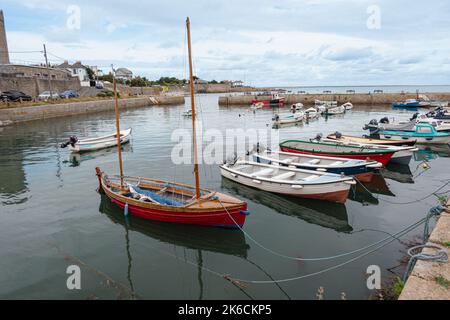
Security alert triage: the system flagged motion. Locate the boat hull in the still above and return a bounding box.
[96,168,248,228]
[69,128,132,153]
[279,146,394,166]
[326,134,417,146]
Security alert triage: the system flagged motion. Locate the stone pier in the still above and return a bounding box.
[399,199,450,300]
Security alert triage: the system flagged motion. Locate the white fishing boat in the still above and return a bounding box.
[220,160,356,203]
[61,128,132,153]
[250,102,264,110]
[182,109,192,117]
[291,102,304,111]
[325,105,345,115]
[315,104,326,114]
[315,99,337,107]
[272,111,304,126]
[304,107,319,119]
[342,102,353,110]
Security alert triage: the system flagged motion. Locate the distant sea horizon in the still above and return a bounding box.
[262,84,450,94]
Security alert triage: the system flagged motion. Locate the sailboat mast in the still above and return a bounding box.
[186,17,201,199]
[112,65,125,188]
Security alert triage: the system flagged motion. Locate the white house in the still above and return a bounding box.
[115,68,133,81]
[58,60,90,86]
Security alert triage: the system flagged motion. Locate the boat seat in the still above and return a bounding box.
[272,171,296,180]
[302,175,320,181]
[308,159,321,164]
[283,157,297,164]
[329,161,344,166]
[252,168,275,177]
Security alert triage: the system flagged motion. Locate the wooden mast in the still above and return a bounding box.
[186,17,201,199]
[112,65,125,188]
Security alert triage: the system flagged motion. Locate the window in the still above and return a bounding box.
[417,127,432,134]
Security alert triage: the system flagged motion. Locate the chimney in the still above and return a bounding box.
[0,10,10,64]
[64,60,68,64]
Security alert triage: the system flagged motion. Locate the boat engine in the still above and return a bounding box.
[272,114,280,121]
[379,117,389,124]
[334,131,342,139]
[410,112,419,121]
[312,133,323,141]
[60,136,78,148]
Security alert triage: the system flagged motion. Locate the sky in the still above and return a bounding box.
[1,0,450,86]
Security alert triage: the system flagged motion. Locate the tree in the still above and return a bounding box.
[85,67,95,80]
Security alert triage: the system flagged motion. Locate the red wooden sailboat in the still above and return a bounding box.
[279,139,395,166]
[96,18,249,228]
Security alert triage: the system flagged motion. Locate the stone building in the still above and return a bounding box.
[0,64,81,97]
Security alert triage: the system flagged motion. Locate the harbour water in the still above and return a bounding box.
[1,93,449,299]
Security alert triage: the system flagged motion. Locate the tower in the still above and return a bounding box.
[0,10,10,64]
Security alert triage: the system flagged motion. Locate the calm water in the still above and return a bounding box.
[1,94,449,299]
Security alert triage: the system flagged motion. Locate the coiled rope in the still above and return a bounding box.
[402,244,448,282]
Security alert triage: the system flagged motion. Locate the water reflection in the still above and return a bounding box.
[221,179,352,233]
[0,130,29,205]
[98,195,250,258]
[64,144,133,167]
[381,163,414,184]
[349,173,394,205]
[414,144,450,161]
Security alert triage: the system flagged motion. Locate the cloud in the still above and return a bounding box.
[2,0,450,85]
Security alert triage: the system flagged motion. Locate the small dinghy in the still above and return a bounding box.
[326,132,417,146]
[325,105,345,115]
[61,128,132,153]
[321,137,418,165]
[291,102,304,111]
[304,107,319,119]
[220,160,356,203]
[250,102,264,110]
[182,109,192,117]
[342,102,353,110]
[279,136,396,166]
[272,111,304,126]
[252,150,382,181]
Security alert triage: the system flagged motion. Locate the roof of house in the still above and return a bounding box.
[57,60,87,69]
[116,68,133,75]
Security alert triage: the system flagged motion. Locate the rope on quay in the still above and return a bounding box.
[402,244,448,282]
[218,200,429,263]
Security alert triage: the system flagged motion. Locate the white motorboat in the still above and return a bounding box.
[304,107,319,119]
[272,111,304,126]
[61,128,132,153]
[220,160,356,203]
[342,102,353,110]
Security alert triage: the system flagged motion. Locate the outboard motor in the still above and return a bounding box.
[363,119,381,137]
[224,153,238,165]
[311,133,323,142]
[379,117,389,124]
[60,136,78,148]
[410,112,419,121]
[272,114,280,121]
[334,131,342,139]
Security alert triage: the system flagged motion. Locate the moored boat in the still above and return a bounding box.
[321,137,418,165]
[324,105,345,115]
[220,160,355,203]
[326,133,417,146]
[272,111,304,126]
[252,149,382,182]
[342,102,353,110]
[61,128,132,153]
[304,107,319,119]
[251,93,285,107]
[97,17,249,228]
[279,138,396,166]
[378,123,450,145]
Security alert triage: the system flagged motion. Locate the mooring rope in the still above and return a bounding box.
[218,200,433,263]
[402,244,448,282]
